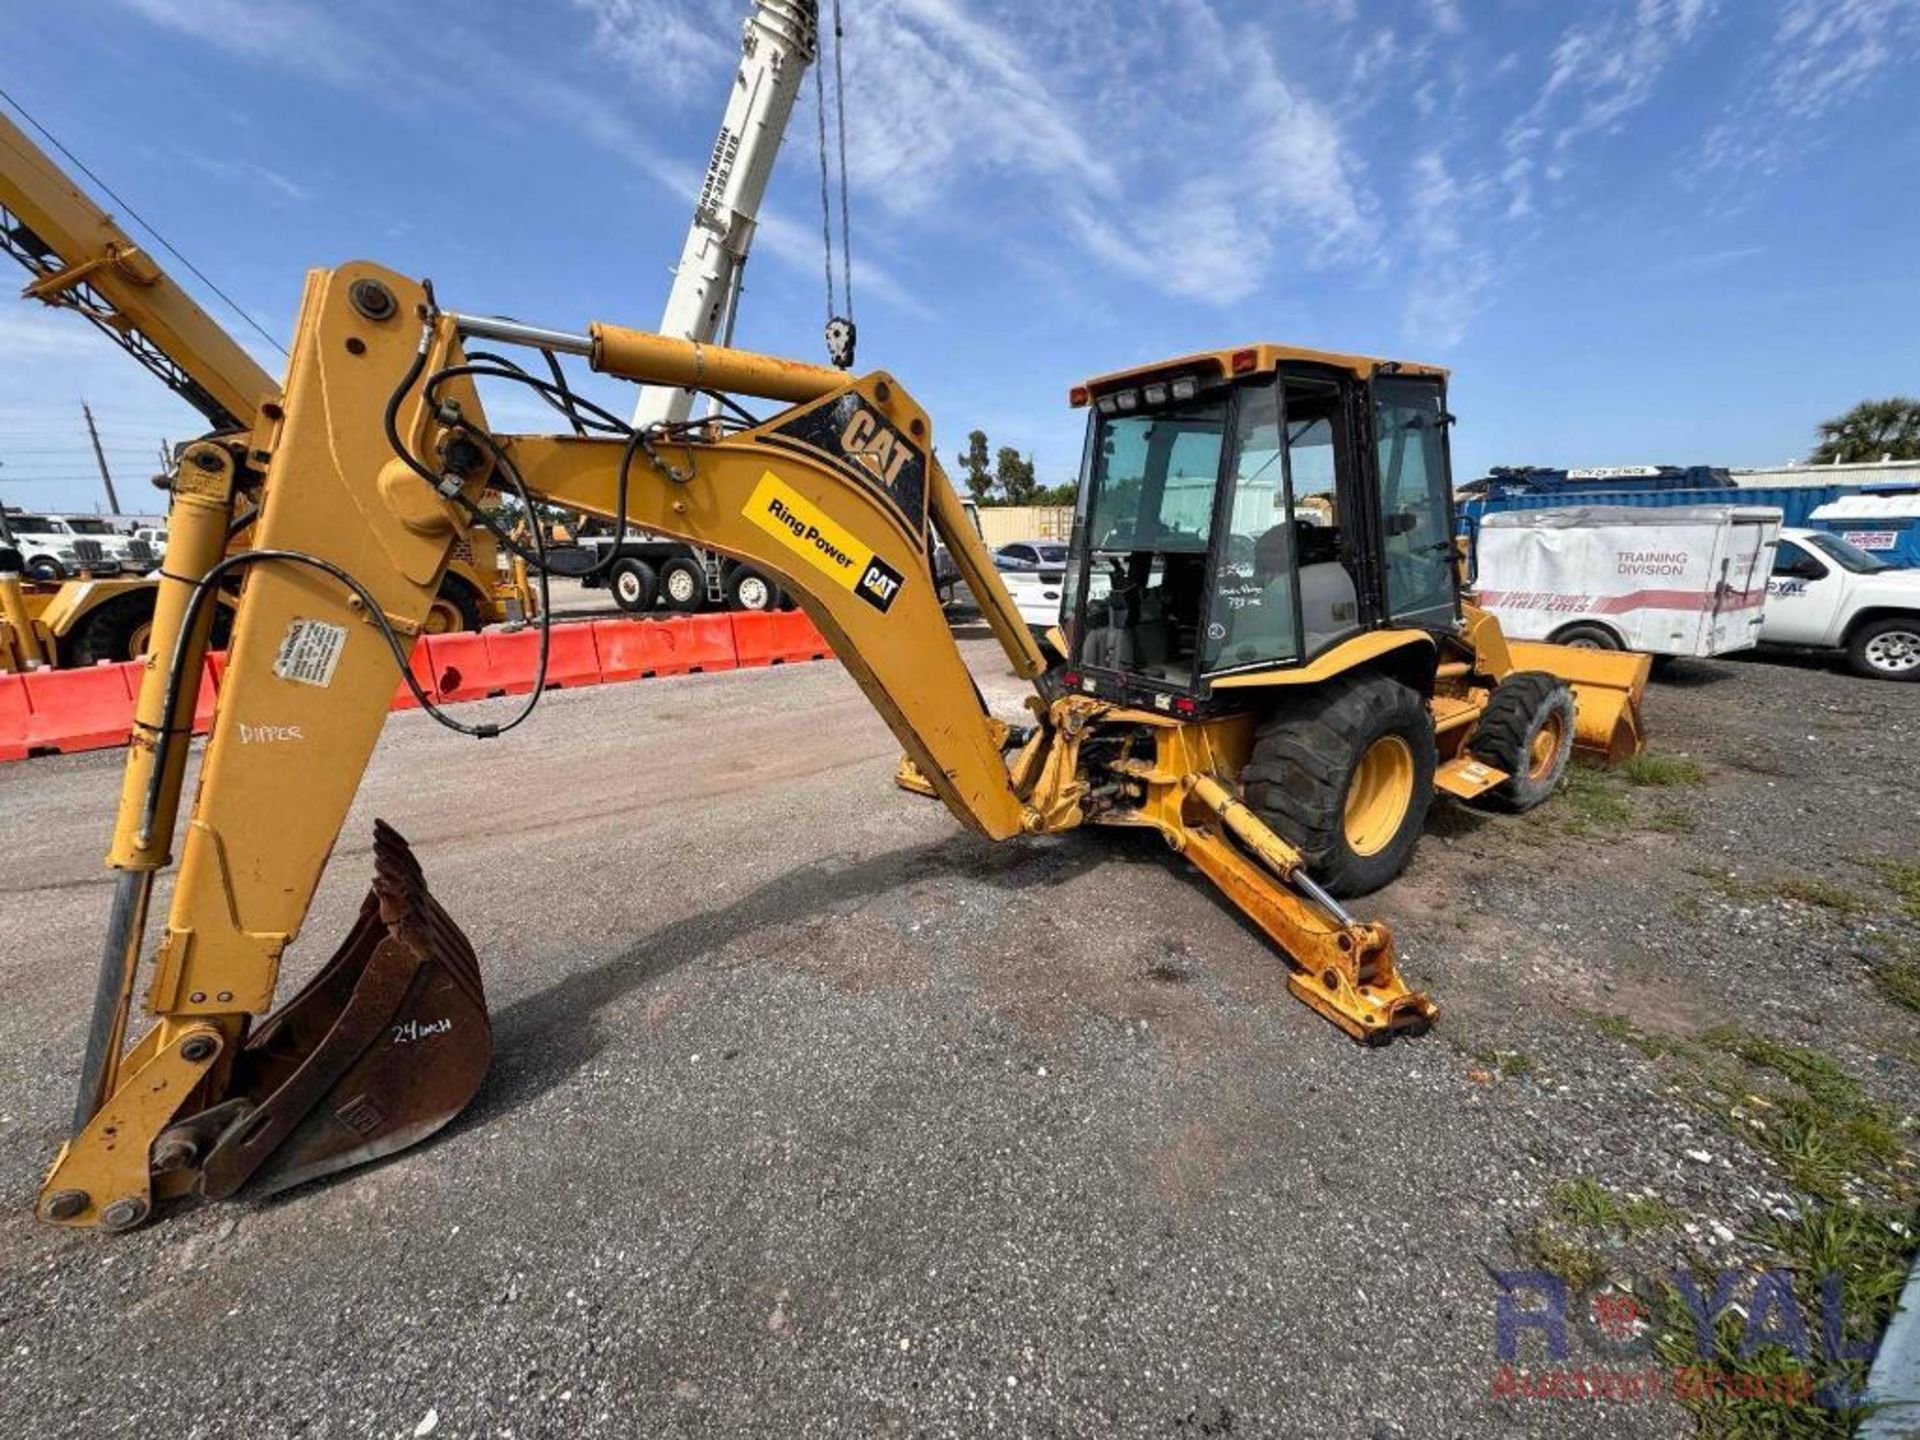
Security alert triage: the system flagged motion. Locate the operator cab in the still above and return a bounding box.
[1058,346,1459,712]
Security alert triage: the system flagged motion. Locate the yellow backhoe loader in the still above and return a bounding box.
[36,263,1647,1233]
[0,109,526,672]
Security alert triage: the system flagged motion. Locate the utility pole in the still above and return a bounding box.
[81,402,121,515]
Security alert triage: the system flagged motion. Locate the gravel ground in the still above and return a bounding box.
[0,600,1914,1439]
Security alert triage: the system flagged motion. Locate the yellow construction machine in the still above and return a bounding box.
[35,262,1648,1232]
[0,109,526,672]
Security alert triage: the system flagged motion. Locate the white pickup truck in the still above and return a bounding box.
[1764,527,1920,681]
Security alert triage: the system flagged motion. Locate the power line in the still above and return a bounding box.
[0,84,288,356]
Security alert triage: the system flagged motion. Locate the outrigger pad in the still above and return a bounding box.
[198,821,491,1200]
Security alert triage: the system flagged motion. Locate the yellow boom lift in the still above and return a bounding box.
[36,262,1647,1232]
[0,108,525,671]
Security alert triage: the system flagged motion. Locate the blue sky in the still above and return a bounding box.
[2,0,1917,515]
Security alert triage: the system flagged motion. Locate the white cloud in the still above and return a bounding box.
[1700,0,1920,174]
[1770,0,1920,117]
[570,0,737,99]
[829,0,1117,213]
[0,308,109,359]
[1400,151,1490,350]
[114,0,1383,320]
[121,0,393,87]
[1504,0,1720,213]
[184,153,312,203]
[1424,0,1465,36]
[1051,0,1378,305]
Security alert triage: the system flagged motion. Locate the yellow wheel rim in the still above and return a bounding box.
[1345,735,1415,857]
[423,599,461,635]
[1528,712,1565,780]
[128,619,153,659]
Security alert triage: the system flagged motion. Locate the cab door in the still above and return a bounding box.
[1763,539,1844,646]
[1369,375,1460,632]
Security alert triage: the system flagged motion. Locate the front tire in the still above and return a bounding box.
[1241,671,1437,898]
[1466,671,1575,812]
[28,557,65,583]
[1848,616,1920,682]
[609,559,658,613]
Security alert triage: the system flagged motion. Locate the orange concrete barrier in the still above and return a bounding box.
[0,673,29,761]
[3,610,848,763]
[14,663,137,756]
[479,623,603,694]
[679,613,738,673]
[593,617,697,680]
[418,632,493,704]
[730,610,832,667]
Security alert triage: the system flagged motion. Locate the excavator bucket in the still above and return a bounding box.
[192,822,491,1200]
[1507,640,1651,763]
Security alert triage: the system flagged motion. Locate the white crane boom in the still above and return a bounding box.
[632,0,817,428]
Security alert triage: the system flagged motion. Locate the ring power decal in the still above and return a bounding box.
[743,471,908,613]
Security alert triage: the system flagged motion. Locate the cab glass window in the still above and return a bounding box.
[1076,397,1227,684]
[1772,541,1828,579]
[1373,377,1457,628]
[1202,381,1297,671]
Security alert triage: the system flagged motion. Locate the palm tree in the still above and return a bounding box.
[1810,398,1920,464]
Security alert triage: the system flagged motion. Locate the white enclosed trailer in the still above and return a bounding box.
[1473,504,1781,659]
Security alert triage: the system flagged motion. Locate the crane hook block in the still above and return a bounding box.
[825,315,856,370]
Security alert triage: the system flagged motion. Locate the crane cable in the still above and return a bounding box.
[813,0,856,368]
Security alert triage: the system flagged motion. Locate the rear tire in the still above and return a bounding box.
[1242,671,1437,898]
[725,565,781,612]
[1847,615,1920,682]
[609,559,657,613]
[425,576,485,635]
[1551,622,1621,651]
[1466,671,1575,812]
[658,557,706,613]
[65,592,233,665]
[66,592,156,666]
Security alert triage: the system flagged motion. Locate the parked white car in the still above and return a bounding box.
[992,540,1069,630]
[1763,527,1920,681]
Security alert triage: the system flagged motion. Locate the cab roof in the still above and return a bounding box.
[1076,343,1447,397]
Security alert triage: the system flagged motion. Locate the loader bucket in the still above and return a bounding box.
[1507,640,1651,763]
[196,821,491,1200]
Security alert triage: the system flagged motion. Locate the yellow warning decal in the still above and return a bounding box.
[742,471,905,613]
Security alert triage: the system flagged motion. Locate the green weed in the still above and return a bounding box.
[1622,753,1707,787]
[1550,1177,1681,1234]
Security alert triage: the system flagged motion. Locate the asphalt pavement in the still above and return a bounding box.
[1,609,1915,1438]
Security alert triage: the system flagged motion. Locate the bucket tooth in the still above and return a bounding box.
[196,822,491,1200]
